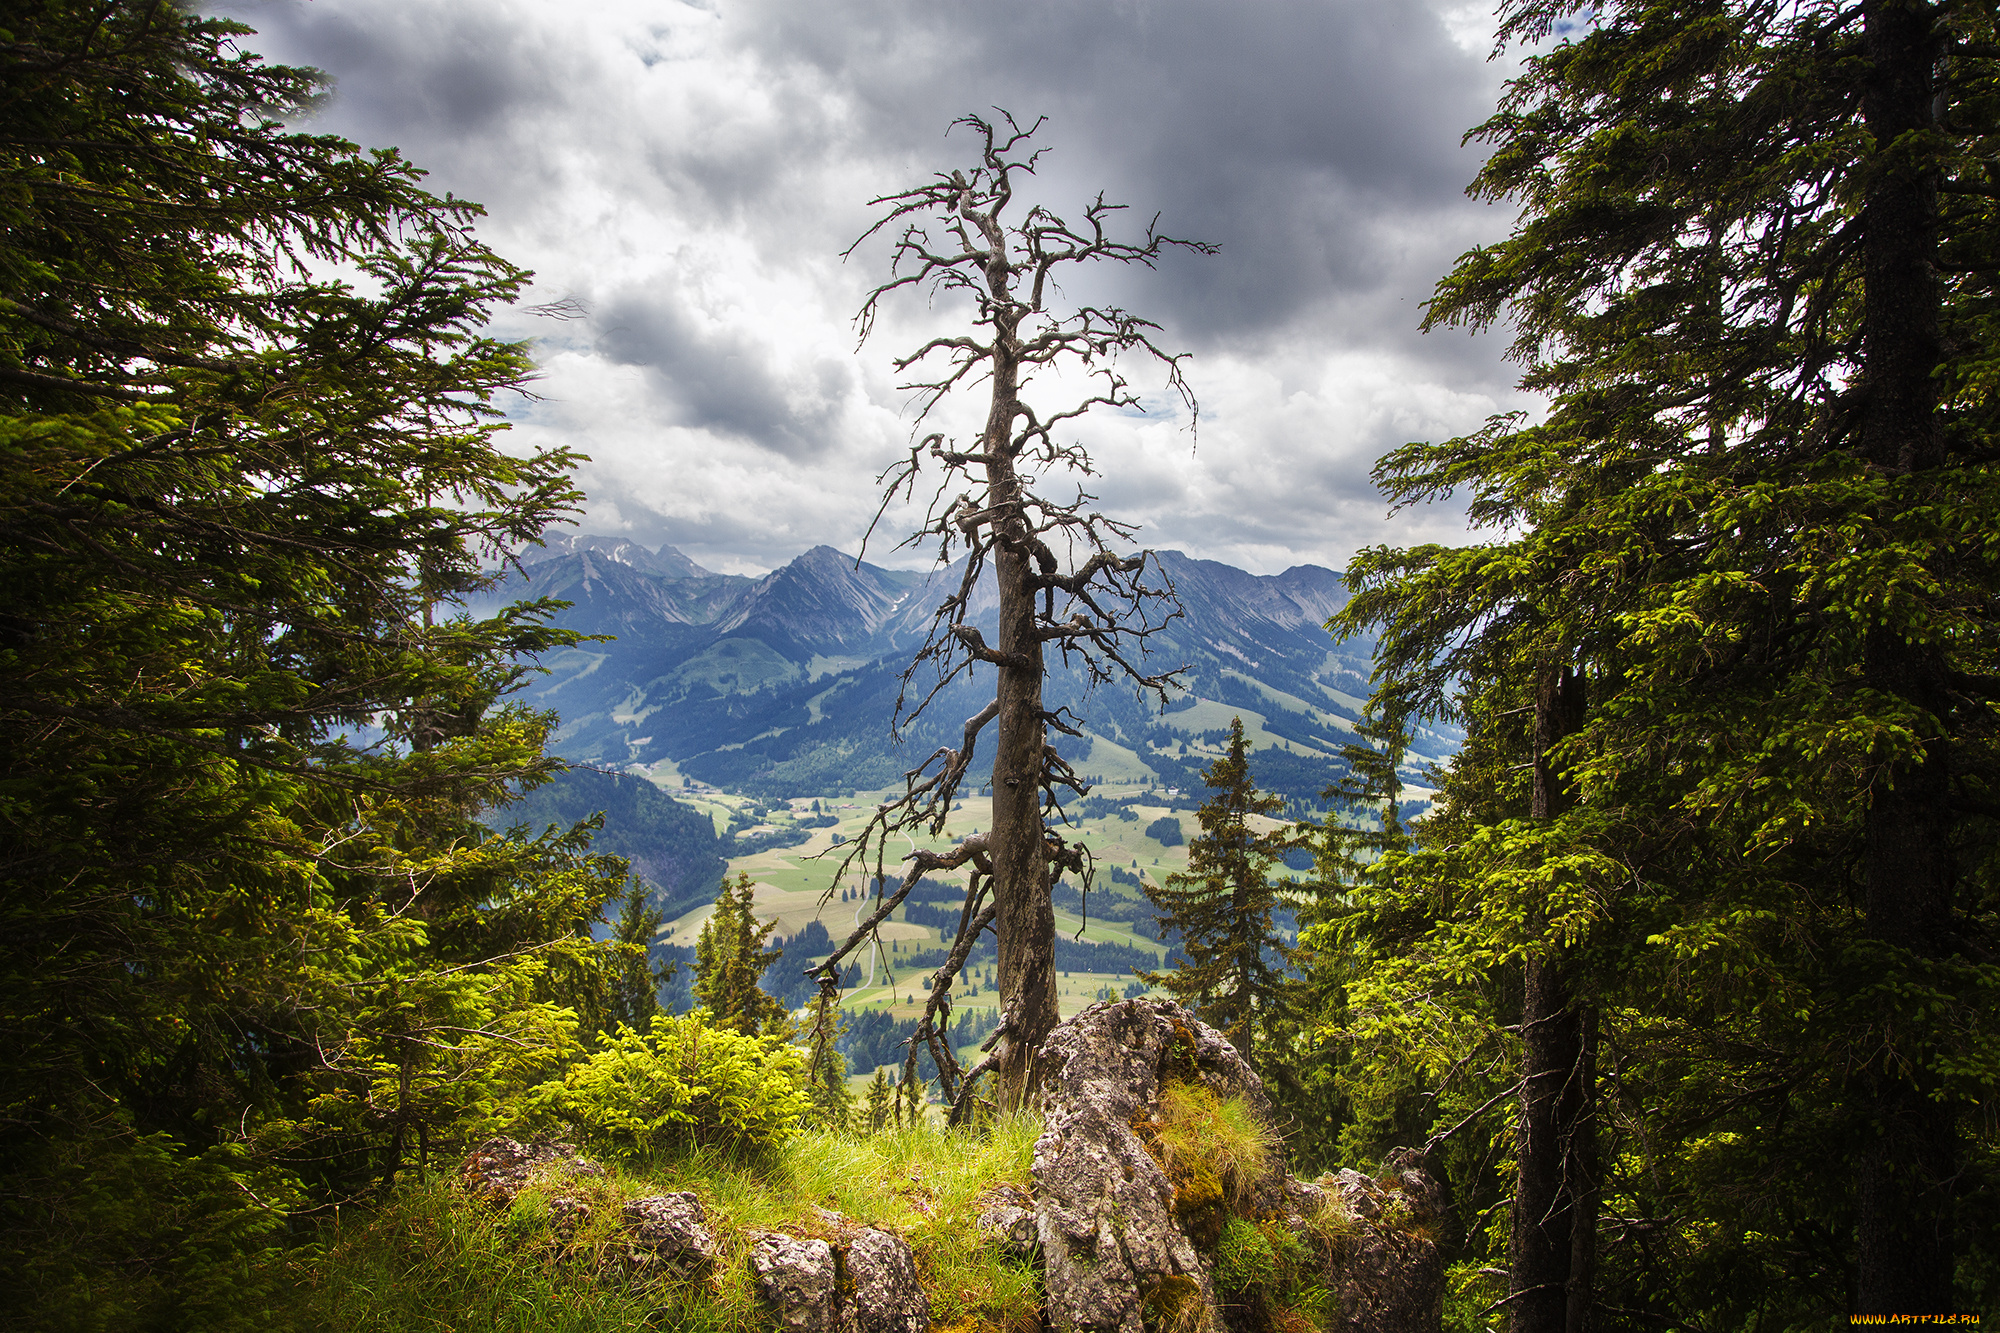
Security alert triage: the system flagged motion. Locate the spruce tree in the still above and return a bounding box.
[1334,0,2000,1322]
[1317,699,1410,890]
[865,1067,893,1134]
[692,873,788,1036]
[0,2,623,1317]
[1258,700,1417,1172]
[804,993,854,1130]
[606,878,666,1034]
[1139,718,1300,1067]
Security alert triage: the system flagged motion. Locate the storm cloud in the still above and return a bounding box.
[216,0,1536,575]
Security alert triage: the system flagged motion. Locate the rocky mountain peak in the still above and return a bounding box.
[712,545,916,653]
[536,531,714,580]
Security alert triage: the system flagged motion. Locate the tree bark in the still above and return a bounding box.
[1511,664,1595,1333]
[986,350,1059,1110]
[1853,0,1956,1313]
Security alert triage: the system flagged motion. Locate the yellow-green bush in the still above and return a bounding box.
[530,1015,809,1158]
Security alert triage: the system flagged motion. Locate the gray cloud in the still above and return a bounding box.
[736,0,1503,346]
[232,0,585,201]
[594,293,848,458]
[212,0,1532,575]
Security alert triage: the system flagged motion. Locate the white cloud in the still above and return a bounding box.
[218,0,1535,575]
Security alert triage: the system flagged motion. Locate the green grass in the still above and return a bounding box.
[1154,1080,1282,1207]
[283,1116,1045,1333]
[287,1177,665,1332]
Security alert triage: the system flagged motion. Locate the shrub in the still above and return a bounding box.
[531,1015,808,1158]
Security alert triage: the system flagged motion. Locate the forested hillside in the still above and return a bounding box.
[493,767,727,923]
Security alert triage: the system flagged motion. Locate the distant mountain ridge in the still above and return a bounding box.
[481,537,1452,803]
[535,532,716,580]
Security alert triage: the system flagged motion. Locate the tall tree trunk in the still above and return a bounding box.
[1854,0,1956,1312]
[1511,664,1595,1333]
[986,351,1058,1111]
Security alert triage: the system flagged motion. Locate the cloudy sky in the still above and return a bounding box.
[218,0,1539,576]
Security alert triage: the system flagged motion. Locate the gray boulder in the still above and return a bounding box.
[1031,999,1273,1333]
[749,1234,842,1333]
[621,1192,718,1279]
[749,1226,931,1333]
[974,1183,1039,1262]
[1316,1165,1447,1333]
[460,1136,604,1211]
[845,1228,931,1333]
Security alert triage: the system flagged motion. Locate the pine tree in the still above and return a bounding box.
[1139,718,1301,1067]
[692,873,788,1036]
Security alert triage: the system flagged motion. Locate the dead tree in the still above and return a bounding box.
[805,112,1213,1117]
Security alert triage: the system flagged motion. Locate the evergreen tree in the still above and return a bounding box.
[1334,0,2000,1323]
[605,876,666,1034]
[1260,699,1418,1173]
[895,1070,928,1128]
[692,873,788,1035]
[865,1067,893,1134]
[1317,699,1410,889]
[1139,718,1301,1067]
[0,2,626,1320]
[804,993,854,1130]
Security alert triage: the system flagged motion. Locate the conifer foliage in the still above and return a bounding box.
[0,4,632,1323]
[1141,718,1300,1067]
[692,873,789,1035]
[1332,0,2000,1324]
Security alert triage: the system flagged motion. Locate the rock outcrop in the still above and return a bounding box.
[973,1183,1040,1263]
[460,1139,719,1280]
[460,1136,604,1207]
[1315,1160,1447,1333]
[1029,999,1445,1333]
[843,1228,931,1333]
[749,1222,931,1333]
[458,1002,1445,1333]
[748,1234,842,1333]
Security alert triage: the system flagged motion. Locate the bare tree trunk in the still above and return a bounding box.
[1511,665,1594,1333]
[1853,0,1955,1313]
[988,353,1060,1104]
[990,536,1057,1105]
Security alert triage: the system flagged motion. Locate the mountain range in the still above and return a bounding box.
[479,536,1454,804]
